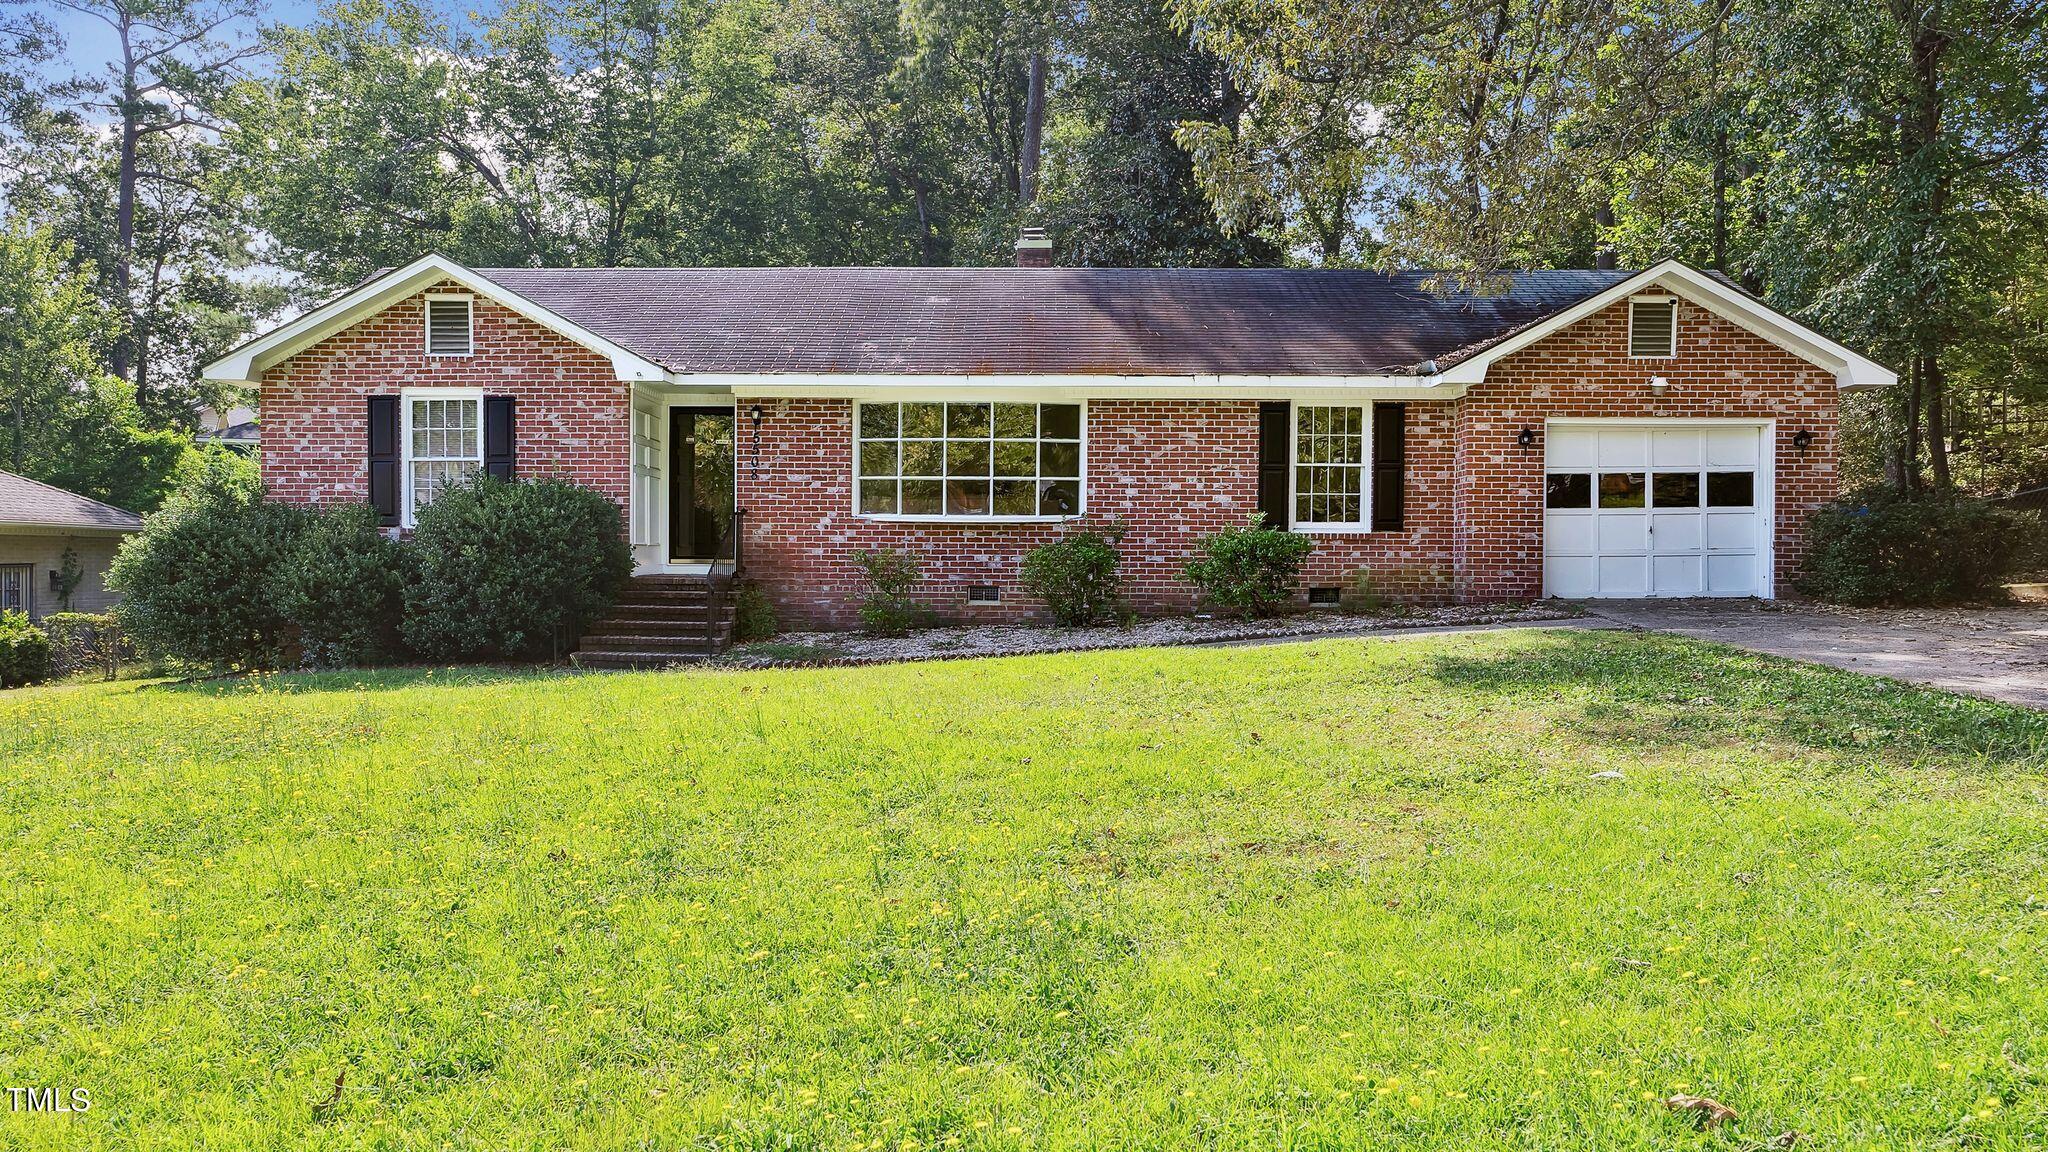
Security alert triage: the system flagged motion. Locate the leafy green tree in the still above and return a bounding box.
[1039,0,1280,266]
[0,222,196,512]
[1740,0,2048,490]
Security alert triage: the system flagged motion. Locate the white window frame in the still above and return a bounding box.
[851,400,1088,523]
[1627,295,1677,359]
[424,293,475,357]
[400,387,485,527]
[1287,401,1374,533]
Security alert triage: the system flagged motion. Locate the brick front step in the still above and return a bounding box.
[573,574,738,667]
[577,633,728,654]
[584,610,718,633]
[572,650,715,670]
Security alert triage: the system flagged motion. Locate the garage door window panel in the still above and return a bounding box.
[1598,473,1646,508]
[1707,471,1754,507]
[1653,472,1702,508]
[1546,473,1592,508]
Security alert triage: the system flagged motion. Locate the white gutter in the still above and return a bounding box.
[690,372,1464,401]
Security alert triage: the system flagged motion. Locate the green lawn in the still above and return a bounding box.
[3,628,2046,1149]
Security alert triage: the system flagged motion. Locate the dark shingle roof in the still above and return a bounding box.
[471,267,1633,376]
[0,471,144,532]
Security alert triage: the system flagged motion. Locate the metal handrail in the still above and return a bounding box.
[705,508,746,651]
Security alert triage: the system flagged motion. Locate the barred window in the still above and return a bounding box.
[856,402,1083,519]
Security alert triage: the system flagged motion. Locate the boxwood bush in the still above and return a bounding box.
[0,610,52,688]
[1798,488,2036,605]
[108,464,307,671]
[276,502,406,667]
[1182,514,1315,619]
[401,474,633,661]
[1021,528,1126,626]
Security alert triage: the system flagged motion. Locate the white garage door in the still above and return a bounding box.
[1543,423,1769,599]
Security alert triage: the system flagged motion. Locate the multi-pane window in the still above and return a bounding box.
[856,402,1083,518]
[1294,405,1369,525]
[406,395,482,518]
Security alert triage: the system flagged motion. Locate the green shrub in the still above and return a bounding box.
[276,502,405,667]
[1021,528,1126,626]
[1182,514,1315,619]
[732,581,779,642]
[401,475,633,661]
[108,463,307,670]
[0,610,52,688]
[850,548,922,636]
[1798,488,2036,605]
[41,612,132,680]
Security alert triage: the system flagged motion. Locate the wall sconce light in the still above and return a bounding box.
[1792,429,1816,451]
[1516,427,1537,449]
[1649,375,1670,393]
[749,403,765,478]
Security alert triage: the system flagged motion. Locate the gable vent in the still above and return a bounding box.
[426,296,473,356]
[1628,297,1676,359]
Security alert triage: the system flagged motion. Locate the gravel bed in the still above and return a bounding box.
[718,602,1580,668]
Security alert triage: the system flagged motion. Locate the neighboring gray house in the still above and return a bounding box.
[0,471,143,621]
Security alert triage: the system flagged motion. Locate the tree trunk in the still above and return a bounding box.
[1020,52,1046,208]
[1711,125,1729,272]
[1901,357,1923,491]
[1593,203,1614,270]
[1923,354,1951,489]
[111,14,139,385]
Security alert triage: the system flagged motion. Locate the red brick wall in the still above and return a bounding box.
[738,399,1463,628]
[1453,298,1838,599]
[259,283,630,509]
[743,299,1837,628]
[261,286,1838,630]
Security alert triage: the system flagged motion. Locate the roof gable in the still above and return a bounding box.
[1433,261,1896,389]
[203,254,668,386]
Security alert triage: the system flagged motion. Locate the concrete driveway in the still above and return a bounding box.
[1586,600,2048,710]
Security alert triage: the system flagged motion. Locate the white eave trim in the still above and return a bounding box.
[1436,259,1896,390]
[201,253,667,385]
[707,373,1464,401]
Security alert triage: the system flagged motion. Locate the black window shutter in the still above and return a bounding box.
[484,396,516,480]
[1257,402,1291,530]
[367,396,399,527]
[1371,402,1406,531]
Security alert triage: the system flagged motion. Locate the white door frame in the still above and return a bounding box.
[1541,417,1775,599]
[658,398,738,575]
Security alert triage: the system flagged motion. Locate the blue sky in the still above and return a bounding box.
[34,2,324,78]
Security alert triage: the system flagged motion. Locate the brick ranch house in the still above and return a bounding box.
[204,250,1893,650]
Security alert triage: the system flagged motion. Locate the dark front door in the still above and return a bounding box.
[669,406,736,563]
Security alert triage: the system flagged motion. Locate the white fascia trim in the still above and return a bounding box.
[1437,260,1897,390]
[201,253,668,385]
[713,373,1465,402]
